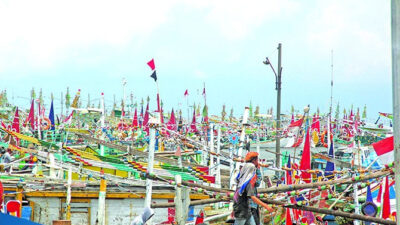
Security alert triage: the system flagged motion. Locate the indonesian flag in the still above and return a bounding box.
[289,117,303,128]
[372,136,394,165]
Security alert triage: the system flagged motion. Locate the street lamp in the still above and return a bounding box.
[264,43,282,173]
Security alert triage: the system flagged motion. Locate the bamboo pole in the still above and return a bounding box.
[144,126,156,225]
[258,169,392,194]
[181,180,231,193]
[261,199,396,225]
[177,169,392,196]
[74,133,205,168]
[152,197,229,208]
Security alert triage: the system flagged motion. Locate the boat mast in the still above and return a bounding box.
[330,50,333,117]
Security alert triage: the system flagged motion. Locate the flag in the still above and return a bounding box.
[202,105,208,123]
[382,176,391,219]
[0,180,3,211]
[63,111,74,125]
[195,210,204,225]
[150,71,157,82]
[299,128,311,183]
[175,145,181,156]
[202,87,206,96]
[167,109,177,131]
[190,110,198,133]
[291,114,294,123]
[289,118,303,128]
[132,108,138,128]
[377,183,383,203]
[286,155,292,185]
[140,103,144,127]
[366,185,373,202]
[11,107,20,145]
[49,100,55,130]
[324,143,335,179]
[147,58,155,70]
[372,136,394,165]
[12,107,20,133]
[184,89,188,97]
[143,102,149,134]
[24,100,35,129]
[285,208,292,225]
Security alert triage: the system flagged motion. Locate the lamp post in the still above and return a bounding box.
[264,43,282,171]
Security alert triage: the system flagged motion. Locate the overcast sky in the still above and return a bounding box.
[0,0,392,120]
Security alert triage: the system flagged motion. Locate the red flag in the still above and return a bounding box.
[286,208,293,225]
[143,102,149,134]
[195,210,204,225]
[190,110,198,133]
[132,108,138,128]
[377,183,383,203]
[202,87,206,96]
[12,107,20,133]
[24,100,35,129]
[167,109,177,131]
[184,89,189,97]
[300,128,311,183]
[382,176,391,219]
[289,118,303,128]
[0,180,3,211]
[147,58,155,70]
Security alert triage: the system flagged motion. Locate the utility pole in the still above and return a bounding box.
[391,0,400,223]
[264,43,283,171]
[276,43,282,170]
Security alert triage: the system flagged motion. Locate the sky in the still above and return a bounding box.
[0,0,393,121]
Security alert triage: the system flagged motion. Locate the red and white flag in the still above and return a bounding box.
[372,136,394,165]
[63,111,75,125]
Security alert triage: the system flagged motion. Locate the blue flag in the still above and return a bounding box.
[49,100,55,130]
[324,142,335,179]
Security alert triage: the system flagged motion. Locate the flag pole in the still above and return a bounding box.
[391,0,400,223]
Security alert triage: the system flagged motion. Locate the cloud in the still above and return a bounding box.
[0,0,179,72]
[306,1,390,81]
[186,0,300,40]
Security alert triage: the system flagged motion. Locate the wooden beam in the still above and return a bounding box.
[23,191,209,199]
[258,169,392,194]
[152,198,229,208]
[261,199,396,225]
